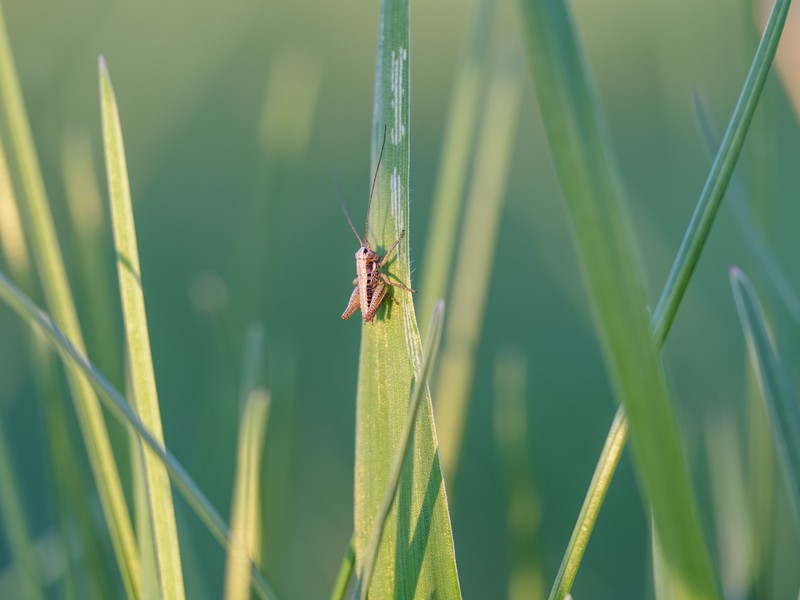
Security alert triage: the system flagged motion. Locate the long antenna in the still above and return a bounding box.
[364,125,388,239]
[334,170,363,246]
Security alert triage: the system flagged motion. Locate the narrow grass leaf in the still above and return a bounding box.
[705,414,753,597]
[730,267,800,529]
[329,536,355,600]
[493,347,543,600]
[515,0,717,597]
[693,95,800,326]
[355,300,446,600]
[224,390,271,600]
[353,0,461,597]
[547,407,629,600]
[99,57,186,599]
[418,0,495,331]
[0,6,140,595]
[0,270,280,600]
[434,47,523,483]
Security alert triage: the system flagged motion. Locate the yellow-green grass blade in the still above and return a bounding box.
[493,347,543,600]
[417,0,496,332]
[433,47,523,483]
[0,422,44,600]
[548,406,629,600]
[730,267,800,530]
[99,57,185,599]
[0,5,140,595]
[0,270,280,600]
[329,536,355,600]
[705,414,753,597]
[353,0,460,596]
[356,301,446,600]
[224,390,271,600]
[515,0,718,597]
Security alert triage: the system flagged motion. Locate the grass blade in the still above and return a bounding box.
[648,0,792,348]
[353,0,461,597]
[0,270,280,600]
[417,0,496,331]
[730,267,800,529]
[704,414,753,597]
[515,0,717,597]
[355,300,446,600]
[433,46,523,483]
[693,94,800,327]
[99,57,186,599]
[547,407,629,600]
[493,347,543,600]
[517,0,793,595]
[329,536,355,600]
[0,6,140,595]
[224,390,271,600]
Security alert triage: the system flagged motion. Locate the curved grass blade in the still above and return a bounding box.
[355,301,445,600]
[433,46,523,484]
[417,0,496,332]
[514,0,794,596]
[99,56,186,600]
[224,389,271,600]
[730,267,800,529]
[0,270,280,600]
[515,0,720,597]
[353,0,461,597]
[0,6,140,595]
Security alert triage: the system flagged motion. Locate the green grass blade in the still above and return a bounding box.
[649,0,792,348]
[224,390,271,600]
[417,0,496,331]
[433,47,523,483]
[730,267,800,529]
[493,347,543,600]
[693,94,800,326]
[0,423,44,600]
[0,270,280,600]
[329,536,355,600]
[99,57,186,599]
[0,6,140,595]
[515,1,717,597]
[355,300,446,600]
[353,0,461,597]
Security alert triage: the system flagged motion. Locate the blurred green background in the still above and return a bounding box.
[1,0,799,597]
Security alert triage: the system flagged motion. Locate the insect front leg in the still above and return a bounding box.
[341,284,360,320]
[378,230,405,268]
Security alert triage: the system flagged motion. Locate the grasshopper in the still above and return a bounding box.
[340,127,415,323]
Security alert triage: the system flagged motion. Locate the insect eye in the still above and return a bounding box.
[362,248,368,255]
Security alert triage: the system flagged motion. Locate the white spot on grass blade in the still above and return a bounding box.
[390,167,403,233]
[390,47,407,145]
